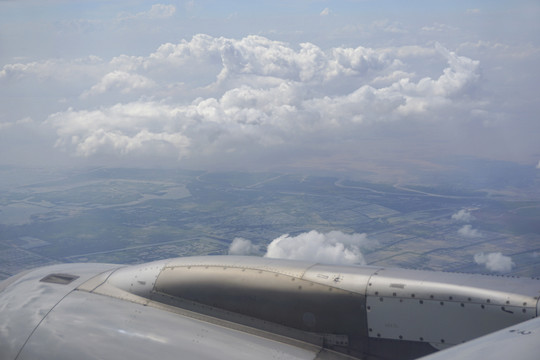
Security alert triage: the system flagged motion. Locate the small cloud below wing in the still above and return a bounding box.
[452,209,473,222]
[458,224,481,238]
[264,230,371,265]
[228,237,260,255]
[474,252,515,273]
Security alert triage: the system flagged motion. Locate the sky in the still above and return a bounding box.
[1,0,539,180]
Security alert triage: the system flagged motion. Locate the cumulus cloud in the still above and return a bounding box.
[474,252,514,273]
[228,237,260,255]
[392,43,480,115]
[81,71,156,98]
[264,230,371,265]
[458,224,481,238]
[452,209,473,222]
[47,103,191,157]
[320,8,330,16]
[227,230,372,264]
[3,35,484,166]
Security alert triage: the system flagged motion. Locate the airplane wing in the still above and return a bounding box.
[418,315,540,360]
[1,256,539,360]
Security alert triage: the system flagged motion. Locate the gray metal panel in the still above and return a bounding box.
[103,257,382,357]
[76,269,117,292]
[0,263,119,360]
[417,316,540,360]
[365,267,540,347]
[0,269,33,293]
[163,255,317,278]
[105,260,166,297]
[366,296,534,345]
[366,268,540,306]
[8,257,536,360]
[17,290,330,360]
[302,264,380,294]
[153,264,367,336]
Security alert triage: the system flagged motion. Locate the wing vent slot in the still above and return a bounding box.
[40,273,80,285]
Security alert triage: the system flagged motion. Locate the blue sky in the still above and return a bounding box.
[1,0,539,180]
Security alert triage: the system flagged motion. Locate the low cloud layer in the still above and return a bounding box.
[228,230,372,265]
[474,252,515,273]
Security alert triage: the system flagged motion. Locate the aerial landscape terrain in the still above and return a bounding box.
[1,162,539,280]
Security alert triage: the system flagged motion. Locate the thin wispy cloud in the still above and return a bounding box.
[118,4,176,21]
[465,9,481,15]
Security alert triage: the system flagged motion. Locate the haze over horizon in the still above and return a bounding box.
[1,1,539,183]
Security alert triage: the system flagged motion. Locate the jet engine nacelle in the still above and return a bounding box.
[1,256,539,360]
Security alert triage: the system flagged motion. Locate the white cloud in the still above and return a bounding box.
[320,8,330,16]
[458,224,481,238]
[452,209,473,222]
[0,117,34,131]
[228,237,260,255]
[73,129,190,157]
[148,4,176,18]
[227,231,373,264]
[474,252,514,273]
[536,160,540,169]
[264,230,371,265]
[81,71,156,98]
[421,23,458,33]
[1,0,539,174]
[5,35,486,167]
[119,4,176,20]
[48,103,191,158]
[0,56,104,83]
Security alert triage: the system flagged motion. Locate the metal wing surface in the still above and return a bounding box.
[417,316,540,360]
[1,256,539,360]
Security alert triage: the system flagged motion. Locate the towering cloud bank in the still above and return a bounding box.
[1,34,483,168]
